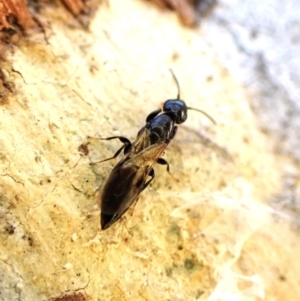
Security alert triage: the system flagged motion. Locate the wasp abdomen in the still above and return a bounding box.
[100,165,141,229]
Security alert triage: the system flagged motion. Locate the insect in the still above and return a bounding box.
[91,71,215,230]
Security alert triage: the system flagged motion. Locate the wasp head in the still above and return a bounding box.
[163,99,188,124]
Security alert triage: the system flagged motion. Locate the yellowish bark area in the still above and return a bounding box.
[0,1,299,300]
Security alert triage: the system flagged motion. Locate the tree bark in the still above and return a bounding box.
[0,1,299,300]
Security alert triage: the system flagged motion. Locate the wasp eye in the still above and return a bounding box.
[179,110,187,124]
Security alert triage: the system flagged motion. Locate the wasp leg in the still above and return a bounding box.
[157,157,170,173]
[90,144,125,165]
[146,109,162,122]
[170,126,178,140]
[89,136,132,165]
[127,197,140,218]
[98,136,132,154]
[144,168,155,189]
[157,158,178,181]
[88,135,131,148]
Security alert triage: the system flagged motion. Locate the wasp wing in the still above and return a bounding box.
[100,140,169,229]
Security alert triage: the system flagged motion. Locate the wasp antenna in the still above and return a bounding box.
[187,107,217,125]
[169,69,181,99]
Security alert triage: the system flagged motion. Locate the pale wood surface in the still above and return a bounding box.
[0,1,299,300]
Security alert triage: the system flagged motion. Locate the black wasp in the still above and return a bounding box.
[91,71,215,230]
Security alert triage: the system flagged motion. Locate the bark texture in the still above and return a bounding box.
[0,1,299,300]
